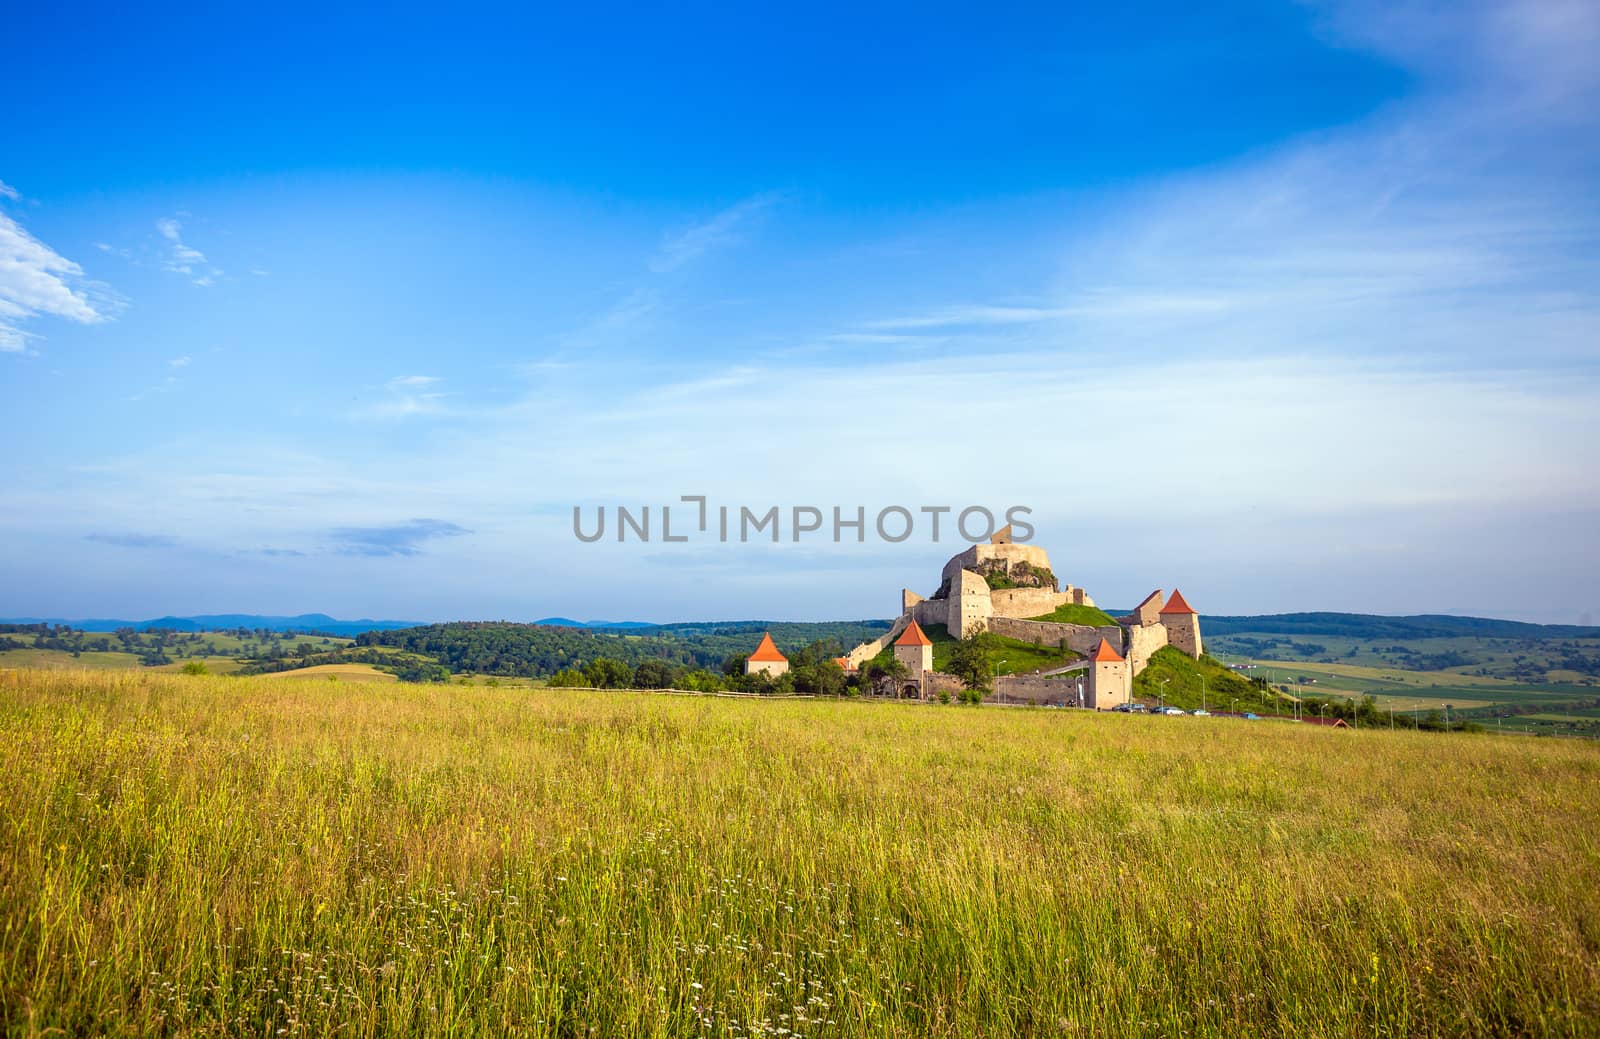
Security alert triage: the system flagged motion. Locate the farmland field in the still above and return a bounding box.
[2,668,1598,1037]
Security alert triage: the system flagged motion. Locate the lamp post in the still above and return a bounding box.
[1200,674,1207,714]
[1159,677,1170,711]
[1231,697,1240,716]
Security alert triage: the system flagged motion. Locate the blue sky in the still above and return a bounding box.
[3,0,1597,624]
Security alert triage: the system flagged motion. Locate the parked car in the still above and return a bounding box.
[1191,709,1210,717]
[1243,712,1262,720]
[1156,706,1186,716]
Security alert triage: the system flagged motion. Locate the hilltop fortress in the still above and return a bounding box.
[749,528,1202,708]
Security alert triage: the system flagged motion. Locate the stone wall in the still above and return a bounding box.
[986,616,1125,657]
[1126,622,1169,676]
[988,587,1069,620]
[992,674,1081,706]
[746,659,789,678]
[843,616,909,668]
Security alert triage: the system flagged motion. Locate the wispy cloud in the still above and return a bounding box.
[1,203,115,353]
[168,355,191,368]
[0,180,20,202]
[328,519,470,557]
[351,375,449,420]
[156,217,222,286]
[85,532,179,549]
[649,193,781,273]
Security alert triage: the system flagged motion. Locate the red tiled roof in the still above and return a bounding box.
[1091,638,1124,662]
[895,619,933,647]
[748,632,787,662]
[833,656,852,670]
[1160,589,1197,614]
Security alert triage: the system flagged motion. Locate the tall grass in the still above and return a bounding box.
[2,667,1598,1037]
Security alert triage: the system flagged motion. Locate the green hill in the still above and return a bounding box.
[1028,603,1118,627]
[1132,646,1280,713]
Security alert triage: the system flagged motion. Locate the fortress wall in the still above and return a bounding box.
[986,617,1125,656]
[910,599,948,630]
[988,587,1069,619]
[992,674,1079,706]
[1126,623,1170,676]
[844,616,910,668]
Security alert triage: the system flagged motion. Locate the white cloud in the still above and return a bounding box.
[168,355,191,368]
[1,209,113,352]
[387,374,438,388]
[649,193,781,273]
[0,180,20,202]
[156,216,222,285]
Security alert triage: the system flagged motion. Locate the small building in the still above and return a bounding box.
[745,632,789,677]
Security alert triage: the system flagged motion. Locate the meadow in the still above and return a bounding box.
[2,668,1599,1037]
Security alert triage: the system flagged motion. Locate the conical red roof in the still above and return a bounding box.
[1090,638,1124,662]
[1159,589,1197,614]
[747,632,787,662]
[895,619,932,647]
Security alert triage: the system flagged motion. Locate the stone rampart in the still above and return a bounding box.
[986,616,1125,657]
[1126,623,1169,676]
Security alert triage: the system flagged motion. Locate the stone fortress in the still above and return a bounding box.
[745,528,1202,708]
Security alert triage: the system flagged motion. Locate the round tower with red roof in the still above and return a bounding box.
[1159,589,1203,659]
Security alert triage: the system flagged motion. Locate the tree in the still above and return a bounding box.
[633,659,676,689]
[181,660,208,676]
[585,657,634,689]
[548,667,589,688]
[678,669,724,693]
[861,656,908,697]
[948,629,999,695]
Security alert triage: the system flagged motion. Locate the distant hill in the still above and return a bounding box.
[533,617,658,630]
[0,613,425,636]
[1201,612,1600,640]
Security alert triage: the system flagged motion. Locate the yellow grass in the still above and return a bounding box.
[254,663,398,682]
[2,668,1598,1037]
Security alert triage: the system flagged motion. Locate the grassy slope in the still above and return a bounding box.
[1132,646,1275,712]
[3,668,1598,1036]
[917,623,1081,676]
[1027,603,1119,627]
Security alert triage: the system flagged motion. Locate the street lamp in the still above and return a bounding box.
[1199,674,1207,714]
[1231,697,1240,715]
[1158,677,1169,710]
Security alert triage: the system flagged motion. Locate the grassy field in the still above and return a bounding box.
[3,669,1599,1036]
[255,663,398,683]
[1207,633,1600,687]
